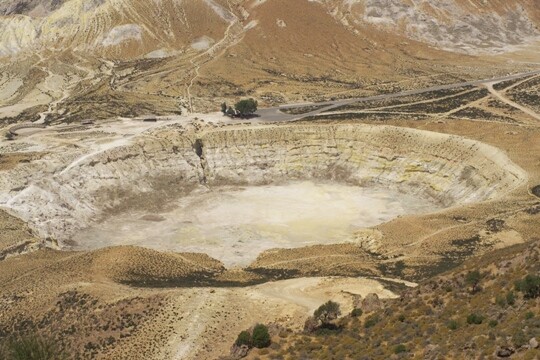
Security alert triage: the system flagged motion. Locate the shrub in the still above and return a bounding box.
[447,320,459,330]
[512,330,528,348]
[394,344,407,354]
[515,275,540,299]
[235,330,252,347]
[252,324,271,348]
[467,313,484,325]
[351,308,363,318]
[3,336,64,360]
[506,291,515,306]
[488,320,498,328]
[496,295,506,307]
[525,311,534,320]
[364,315,380,328]
[398,314,406,322]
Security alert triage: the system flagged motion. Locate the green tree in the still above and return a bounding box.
[234,98,258,117]
[465,270,482,293]
[235,330,252,347]
[251,324,271,348]
[314,301,341,326]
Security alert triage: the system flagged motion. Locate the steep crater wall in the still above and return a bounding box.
[0,123,527,244]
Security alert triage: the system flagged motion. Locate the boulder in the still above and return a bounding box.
[529,337,538,349]
[229,344,250,359]
[496,347,515,358]
[303,316,318,333]
[361,293,382,313]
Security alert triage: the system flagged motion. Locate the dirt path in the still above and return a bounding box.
[257,70,540,122]
[186,0,245,112]
[486,83,540,122]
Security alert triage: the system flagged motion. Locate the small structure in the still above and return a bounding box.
[81,119,94,125]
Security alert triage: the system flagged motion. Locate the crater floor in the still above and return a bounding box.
[73,181,439,267]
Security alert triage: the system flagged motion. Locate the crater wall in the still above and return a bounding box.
[0,123,527,243]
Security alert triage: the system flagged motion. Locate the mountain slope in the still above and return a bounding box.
[0,0,539,121]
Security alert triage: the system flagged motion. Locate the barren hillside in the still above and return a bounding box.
[0,0,539,121]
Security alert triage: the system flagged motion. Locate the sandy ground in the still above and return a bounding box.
[73,182,438,267]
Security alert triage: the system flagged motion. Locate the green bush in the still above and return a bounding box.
[364,315,380,328]
[525,311,534,320]
[252,324,271,349]
[488,320,498,328]
[506,291,516,306]
[394,344,407,354]
[447,320,459,330]
[3,336,64,360]
[235,330,252,347]
[515,275,540,299]
[512,330,528,348]
[398,314,406,322]
[351,308,363,318]
[466,313,484,325]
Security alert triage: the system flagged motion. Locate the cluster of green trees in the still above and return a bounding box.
[304,300,342,333]
[221,98,258,118]
[235,323,271,349]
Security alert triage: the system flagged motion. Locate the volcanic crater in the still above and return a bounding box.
[1,123,526,267]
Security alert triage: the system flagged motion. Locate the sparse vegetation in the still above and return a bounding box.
[1,336,64,360]
[515,274,540,299]
[249,241,540,359]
